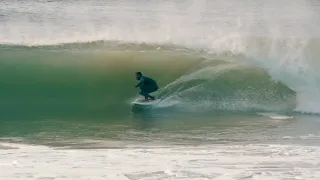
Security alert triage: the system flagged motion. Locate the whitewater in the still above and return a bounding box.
[1,0,320,179]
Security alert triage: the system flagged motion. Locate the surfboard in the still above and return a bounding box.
[257,112,294,120]
[132,98,161,106]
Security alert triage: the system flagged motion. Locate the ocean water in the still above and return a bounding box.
[1,0,320,179]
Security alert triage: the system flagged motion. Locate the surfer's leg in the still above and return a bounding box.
[139,90,148,100]
[141,91,154,100]
[147,94,155,100]
[145,85,157,100]
[139,86,149,100]
[140,86,155,100]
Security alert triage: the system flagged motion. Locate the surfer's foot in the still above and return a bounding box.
[150,97,155,100]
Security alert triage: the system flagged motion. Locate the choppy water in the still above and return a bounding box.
[1,0,320,179]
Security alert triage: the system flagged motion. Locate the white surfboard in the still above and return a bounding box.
[257,112,294,120]
[132,98,162,106]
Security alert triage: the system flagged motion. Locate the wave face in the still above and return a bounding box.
[1,0,320,114]
[0,43,296,116]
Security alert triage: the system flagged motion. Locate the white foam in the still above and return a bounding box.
[1,143,320,180]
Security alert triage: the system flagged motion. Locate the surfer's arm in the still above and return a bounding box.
[135,77,145,88]
[135,82,143,87]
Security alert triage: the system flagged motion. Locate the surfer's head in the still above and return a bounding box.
[135,72,142,80]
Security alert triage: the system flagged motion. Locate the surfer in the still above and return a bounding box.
[134,72,159,101]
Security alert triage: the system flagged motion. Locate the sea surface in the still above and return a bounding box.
[1,0,320,179]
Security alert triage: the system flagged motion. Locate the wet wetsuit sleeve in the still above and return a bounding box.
[135,77,145,87]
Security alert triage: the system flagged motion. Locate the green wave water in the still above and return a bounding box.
[0,42,295,120]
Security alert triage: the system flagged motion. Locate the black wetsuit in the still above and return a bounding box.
[135,76,159,99]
